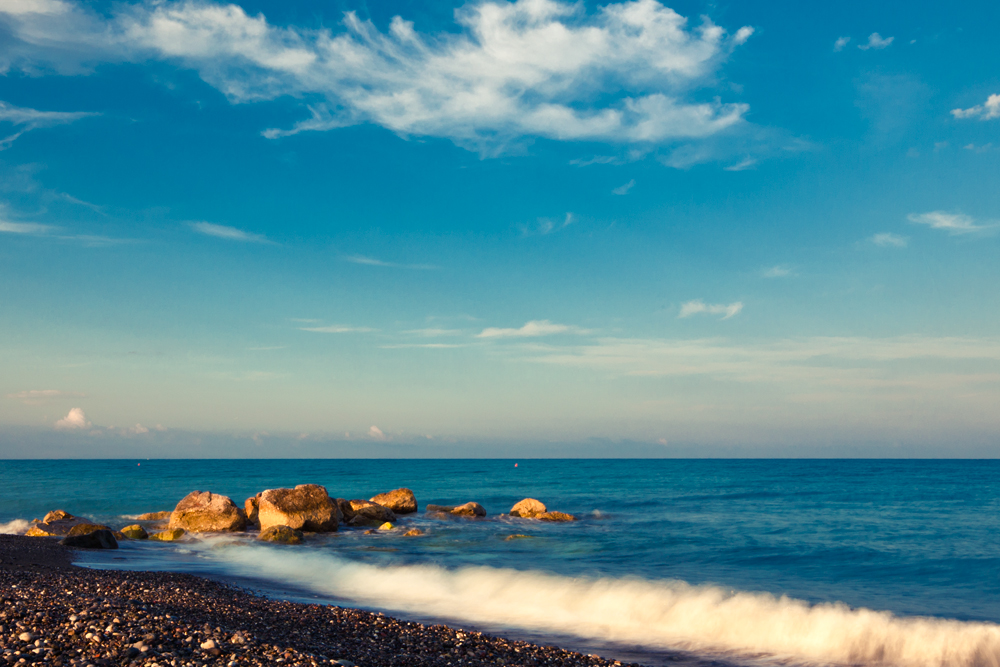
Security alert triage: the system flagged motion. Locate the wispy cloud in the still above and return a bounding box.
[343,255,438,270]
[871,232,908,247]
[0,0,752,155]
[762,265,793,278]
[478,320,584,338]
[952,94,1000,121]
[299,324,376,333]
[0,220,57,234]
[858,33,893,50]
[0,100,97,149]
[368,425,386,440]
[724,157,757,171]
[55,407,91,430]
[907,211,995,235]
[189,221,270,243]
[521,213,575,236]
[6,389,85,405]
[612,179,636,195]
[833,36,850,52]
[679,300,743,319]
[403,328,464,337]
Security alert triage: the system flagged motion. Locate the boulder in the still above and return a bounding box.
[66,523,112,537]
[257,485,339,532]
[168,491,246,533]
[121,525,148,539]
[403,528,424,537]
[336,498,355,522]
[244,494,261,525]
[509,498,547,518]
[259,525,304,545]
[537,511,577,522]
[148,528,185,542]
[348,499,396,523]
[61,529,118,549]
[377,522,395,531]
[369,488,418,514]
[136,511,172,521]
[427,502,486,517]
[25,510,95,537]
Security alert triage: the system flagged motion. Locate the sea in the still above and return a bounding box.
[2,459,1000,667]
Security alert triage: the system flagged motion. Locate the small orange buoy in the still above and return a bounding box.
[514,463,518,467]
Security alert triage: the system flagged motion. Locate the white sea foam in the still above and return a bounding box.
[211,545,1000,667]
[0,519,31,535]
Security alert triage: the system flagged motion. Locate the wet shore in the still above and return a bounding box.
[0,535,633,667]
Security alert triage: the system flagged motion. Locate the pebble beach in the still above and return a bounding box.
[0,535,634,667]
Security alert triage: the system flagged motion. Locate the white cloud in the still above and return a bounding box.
[871,232,908,247]
[762,265,792,278]
[522,212,575,236]
[952,94,1000,121]
[368,425,386,440]
[678,299,743,319]
[724,156,756,171]
[299,324,376,333]
[0,0,752,154]
[612,179,636,195]
[478,319,581,338]
[833,36,850,52]
[0,100,96,148]
[7,389,85,404]
[0,219,57,234]
[55,407,91,429]
[128,423,149,434]
[403,328,464,337]
[858,33,893,50]
[343,255,437,270]
[907,211,994,235]
[189,221,269,242]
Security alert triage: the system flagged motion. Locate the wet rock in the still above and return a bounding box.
[377,522,395,531]
[258,485,339,532]
[504,534,534,540]
[136,510,172,521]
[66,522,112,537]
[336,498,355,523]
[348,499,396,523]
[168,491,247,533]
[60,529,118,549]
[428,502,486,517]
[259,525,304,545]
[369,488,418,514]
[25,510,95,537]
[403,528,424,537]
[537,511,577,522]
[148,527,186,541]
[244,494,261,525]
[509,498,547,518]
[121,524,149,539]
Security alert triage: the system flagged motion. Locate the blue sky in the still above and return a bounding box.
[0,0,998,457]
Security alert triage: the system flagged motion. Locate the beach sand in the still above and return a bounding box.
[0,535,632,667]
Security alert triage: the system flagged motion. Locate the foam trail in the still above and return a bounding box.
[212,544,1000,667]
[0,519,30,535]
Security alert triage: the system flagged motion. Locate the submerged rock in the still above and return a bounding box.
[509,498,547,518]
[148,528,185,541]
[168,491,246,533]
[537,511,577,522]
[135,511,172,521]
[348,499,396,523]
[259,525,304,545]
[120,524,148,539]
[369,488,418,514]
[258,484,339,532]
[504,534,535,540]
[427,502,487,517]
[403,528,424,537]
[61,529,118,549]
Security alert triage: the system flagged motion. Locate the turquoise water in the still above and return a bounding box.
[3,459,1000,666]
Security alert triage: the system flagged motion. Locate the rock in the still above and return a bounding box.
[377,522,394,531]
[427,502,486,517]
[257,484,339,532]
[259,525,304,544]
[148,528,186,541]
[61,529,118,549]
[168,491,246,533]
[505,534,534,540]
[18,632,34,642]
[121,524,149,539]
[348,499,396,523]
[136,511,172,521]
[200,639,217,650]
[403,528,424,537]
[66,523,111,537]
[537,511,577,522]
[509,498,547,518]
[333,660,355,667]
[336,498,355,522]
[369,488,418,514]
[25,510,95,536]
[363,529,376,535]
[244,494,261,525]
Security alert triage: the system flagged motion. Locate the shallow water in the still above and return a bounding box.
[2,459,1000,666]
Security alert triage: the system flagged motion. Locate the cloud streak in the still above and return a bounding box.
[0,100,96,148]
[189,221,270,242]
[678,299,743,319]
[907,211,995,235]
[299,324,376,333]
[343,255,438,270]
[478,320,582,338]
[871,232,908,247]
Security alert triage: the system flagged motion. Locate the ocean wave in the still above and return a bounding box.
[210,544,1000,667]
[0,519,31,535]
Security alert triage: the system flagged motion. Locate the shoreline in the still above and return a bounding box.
[0,535,639,667]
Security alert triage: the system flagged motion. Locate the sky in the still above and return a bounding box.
[0,0,998,457]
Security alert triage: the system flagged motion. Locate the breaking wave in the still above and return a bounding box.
[0,519,31,535]
[212,544,1000,667]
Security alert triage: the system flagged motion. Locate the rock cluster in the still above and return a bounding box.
[509,498,577,522]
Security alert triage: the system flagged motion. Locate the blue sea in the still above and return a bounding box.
[3,459,1000,667]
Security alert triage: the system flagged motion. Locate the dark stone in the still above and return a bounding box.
[60,529,118,549]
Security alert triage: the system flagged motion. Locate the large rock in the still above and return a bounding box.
[136,511,171,521]
[369,488,418,514]
[25,510,95,537]
[537,511,577,522]
[259,525,304,545]
[348,500,396,523]
[258,485,339,532]
[121,525,148,539]
[509,498,547,518]
[149,528,185,541]
[244,494,261,525]
[168,491,246,533]
[61,529,118,549]
[66,523,112,537]
[426,502,487,517]
[336,498,355,523]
